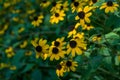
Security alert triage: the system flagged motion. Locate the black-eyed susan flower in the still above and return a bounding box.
[50,1,62,13]
[27,9,35,14]
[71,0,85,13]
[92,34,101,42]
[5,47,15,58]
[9,65,16,70]
[0,63,9,69]
[67,38,87,57]
[18,27,25,33]
[49,46,65,61]
[0,24,8,35]
[60,1,69,12]
[82,23,94,30]
[50,10,65,24]
[31,14,44,27]
[56,63,65,77]
[75,6,92,26]
[40,0,51,8]
[52,37,66,49]
[25,51,32,56]
[68,29,77,38]
[89,0,99,6]
[73,32,84,39]
[63,60,78,72]
[3,2,11,8]
[31,38,49,60]
[100,1,119,13]
[20,40,28,48]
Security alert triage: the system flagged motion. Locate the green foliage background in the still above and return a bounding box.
[0,0,120,80]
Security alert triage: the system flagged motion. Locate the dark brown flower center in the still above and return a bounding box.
[78,11,85,19]
[107,1,113,6]
[56,64,62,70]
[97,34,101,37]
[55,13,59,17]
[92,0,97,3]
[66,61,72,67]
[87,23,90,26]
[36,46,42,52]
[52,1,56,6]
[54,41,60,47]
[52,47,59,54]
[60,6,63,10]
[42,0,47,3]
[74,2,79,7]
[71,0,75,2]
[34,16,38,21]
[70,40,77,48]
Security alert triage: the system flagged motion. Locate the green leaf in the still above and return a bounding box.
[113,27,120,32]
[21,63,35,73]
[93,0,105,7]
[103,56,112,64]
[31,69,42,80]
[99,47,110,56]
[105,32,120,45]
[84,52,91,58]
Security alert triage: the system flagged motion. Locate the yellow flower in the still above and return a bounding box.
[20,40,28,48]
[0,29,5,35]
[31,38,49,60]
[27,9,35,14]
[56,63,65,77]
[82,23,94,30]
[60,1,69,12]
[52,37,66,49]
[68,29,77,38]
[75,6,92,26]
[9,65,16,70]
[50,10,65,24]
[118,55,120,61]
[49,46,65,61]
[18,27,25,33]
[89,0,99,6]
[92,34,101,42]
[3,2,10,8]
[100,1,119,13]
[0,63,9,69]
[73,32,84,39]
[0,24,8,35]
[5,47,15,58]
[50,1,62,13]
[71,0,85,13]
[12,17,19,22]
[67,38,87,57]
[25,51,32,56]
[12,9,20,14]
[31,14,44,27]
[63,60,78,72]
[40,0,51,8]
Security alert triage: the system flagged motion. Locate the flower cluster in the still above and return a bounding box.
[0,0,120,80]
